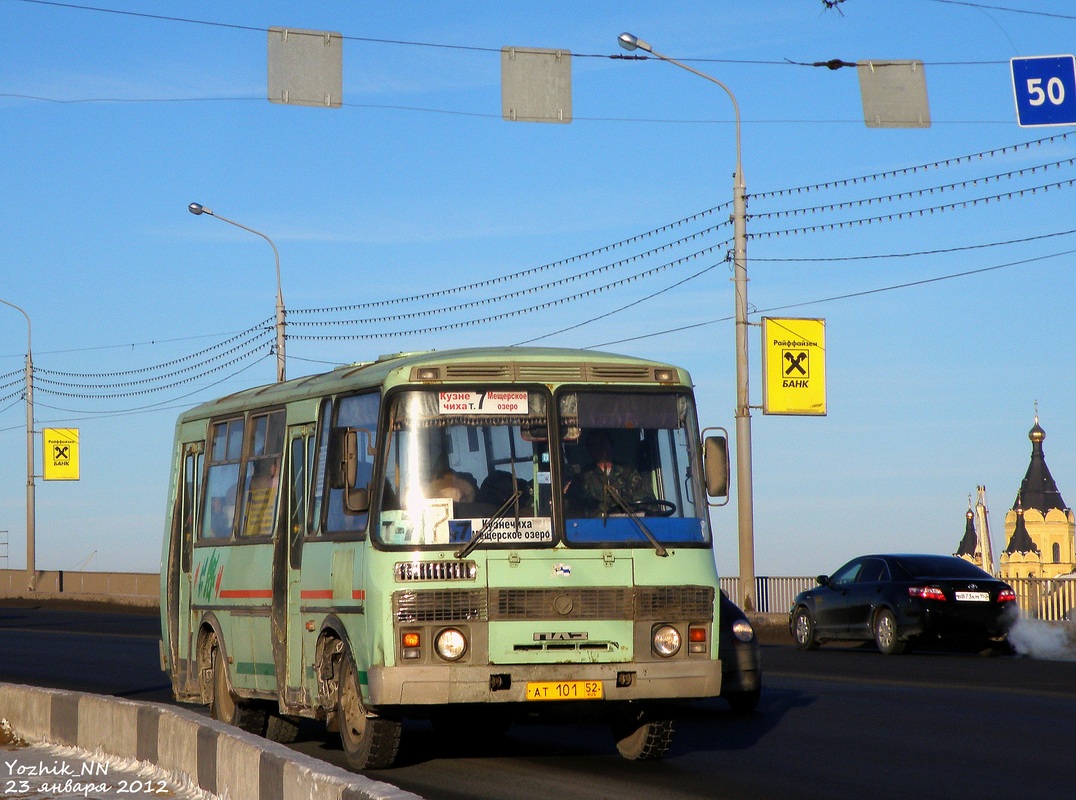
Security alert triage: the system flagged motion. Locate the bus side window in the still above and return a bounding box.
[181,445,202,570]
[288,431,308,569]
[240,410,286,538]
[309,398,332,536]
[325,392,380,535]
[202,418,244,540]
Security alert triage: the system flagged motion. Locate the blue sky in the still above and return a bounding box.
[1,0,1074,578]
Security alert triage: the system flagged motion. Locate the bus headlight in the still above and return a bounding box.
[435,628,468,661]
[652,624,682,657]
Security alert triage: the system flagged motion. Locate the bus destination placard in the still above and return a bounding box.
[439,390,528,415]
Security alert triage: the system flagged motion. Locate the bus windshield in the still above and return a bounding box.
[374,387,710,549]
[377,389,553,548]
[559,391,710,547]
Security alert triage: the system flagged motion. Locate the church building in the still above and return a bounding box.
[998,416,1075,580]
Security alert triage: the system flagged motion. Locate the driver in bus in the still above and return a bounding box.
[565,430,654,517]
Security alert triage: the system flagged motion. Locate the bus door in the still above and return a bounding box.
[294,394,379,702]
[196,411,285,697]
[166,440,202,699]
[276,422,315,708]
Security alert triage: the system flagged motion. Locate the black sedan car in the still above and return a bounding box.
[788,554,1017,654]
[719,591,761,711]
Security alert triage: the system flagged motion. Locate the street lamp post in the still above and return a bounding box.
[617,33,757,610]
[188,203,287,383]
[0,298,35,591]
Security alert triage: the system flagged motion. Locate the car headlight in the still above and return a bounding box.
[652,624,682,657]
[731,618,755,643]
[434,628,468,661]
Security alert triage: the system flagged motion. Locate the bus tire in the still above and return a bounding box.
[611,712,674,760]
[336,654,401,770]
[265,713,300,743]
[209,638,268,735]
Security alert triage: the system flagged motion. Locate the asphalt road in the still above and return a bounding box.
[2,603,1074,800]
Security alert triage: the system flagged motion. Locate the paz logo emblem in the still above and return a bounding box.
[553,594,574,615]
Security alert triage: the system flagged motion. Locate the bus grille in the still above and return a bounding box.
[490,588,634,620]
[636,586,715,620]
[392,586,714,624]
[393,589,488,622]
[587,365,658,381]
[395,560,477,582]
[434,362,664,383]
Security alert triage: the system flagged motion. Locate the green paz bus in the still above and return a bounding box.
[159,346,730,768]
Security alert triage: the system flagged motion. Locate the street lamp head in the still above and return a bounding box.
[618,32,651,53]
[188,202,210,216]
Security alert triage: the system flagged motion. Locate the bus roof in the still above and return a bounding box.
[176,346,692,422]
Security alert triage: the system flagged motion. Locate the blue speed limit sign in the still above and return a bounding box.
[1011,55,1076,127]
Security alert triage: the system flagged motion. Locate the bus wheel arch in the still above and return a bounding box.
[198,621,268,735]
[313,626,347,723]
[195,617,225,704]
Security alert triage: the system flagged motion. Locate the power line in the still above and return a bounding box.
[927,0,1076,21]
[586,248,1076,349]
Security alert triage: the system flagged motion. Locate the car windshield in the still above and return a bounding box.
[891,555,992,580]
[558,390,710,547]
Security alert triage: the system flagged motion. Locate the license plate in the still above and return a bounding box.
[525,680,603,701]
[955,591,990,602]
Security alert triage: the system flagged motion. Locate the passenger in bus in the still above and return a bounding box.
[209,484,237,538]
[243,459,279,537]
[427,458,477,503]
[565,430,654,516]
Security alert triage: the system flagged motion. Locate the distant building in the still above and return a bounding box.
[955,485,994,575]
[998,416,1075,580]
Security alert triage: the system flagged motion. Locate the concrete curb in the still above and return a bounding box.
[0,683,422,800]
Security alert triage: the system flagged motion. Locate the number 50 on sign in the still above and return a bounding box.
[1011,55,1076,127]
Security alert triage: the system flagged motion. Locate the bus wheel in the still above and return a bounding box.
[611,712,674,760]
[209,638,267,735]
[265,713,300,743]
[336,655,401,770]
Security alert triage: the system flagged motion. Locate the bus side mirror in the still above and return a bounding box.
[342,429,371,514]
[703,433,729,500]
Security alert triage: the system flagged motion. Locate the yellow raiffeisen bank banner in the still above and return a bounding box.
[43,427,80,480]
[762,318,826,416]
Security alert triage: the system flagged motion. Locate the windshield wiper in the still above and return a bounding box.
[455,489,524,559]
[605,485,668,557]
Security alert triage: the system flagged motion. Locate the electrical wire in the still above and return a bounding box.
[586,249,1076,349]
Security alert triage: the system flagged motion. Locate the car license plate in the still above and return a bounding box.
[955,591,990,602]
[525,680,603,701]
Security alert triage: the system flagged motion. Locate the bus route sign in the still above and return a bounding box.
[1011,55,1076,127]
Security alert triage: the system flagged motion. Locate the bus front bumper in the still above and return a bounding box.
[366,659,723,706]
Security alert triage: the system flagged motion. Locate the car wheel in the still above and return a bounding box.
[873,608,907,655]
[792,606,819,650]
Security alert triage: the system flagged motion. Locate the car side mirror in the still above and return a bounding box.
[816,574,830,587]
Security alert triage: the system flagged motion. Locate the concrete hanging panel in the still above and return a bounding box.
[501,47,572,123]
[857,59,930,128]
[268,27,343,108]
